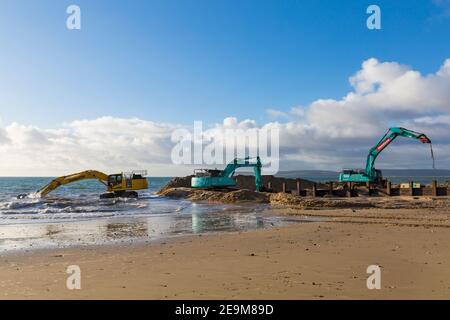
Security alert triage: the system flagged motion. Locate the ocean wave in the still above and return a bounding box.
[0,192,192,222]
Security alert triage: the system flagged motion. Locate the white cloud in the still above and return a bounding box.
[0,117,179,176]
[267,58,450,170]
[1,58,449,176]
[266,108,289,119]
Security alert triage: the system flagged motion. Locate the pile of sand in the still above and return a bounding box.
[159,186,377,208]
[219,189,270,203]
[158,176,193,194]
[269,192,375,209]
[159,187,270,203]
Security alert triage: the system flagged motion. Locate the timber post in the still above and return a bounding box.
[296,179,302,196]
[432,180,438,197]
[312,183,317,198]
[386,181,392,196]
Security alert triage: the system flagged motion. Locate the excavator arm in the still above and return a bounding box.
[37,170,109,197]
[221,157,262,191]
[365,127,432,178]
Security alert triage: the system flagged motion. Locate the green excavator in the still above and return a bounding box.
[191,157,262,191]
[339,127,433,184]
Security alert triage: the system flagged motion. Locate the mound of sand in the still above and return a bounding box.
[158,187,195,199]
[159,186,376,208]
[269,192,376,209]
[219,189,270,203]
[159,187,270,203]
[158,176,193,194]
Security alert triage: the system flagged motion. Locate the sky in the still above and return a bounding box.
[0,0,449,176]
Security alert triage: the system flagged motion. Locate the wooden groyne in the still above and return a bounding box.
[233,175,449,198]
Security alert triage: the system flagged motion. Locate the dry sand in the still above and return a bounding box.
[1,202,450,299]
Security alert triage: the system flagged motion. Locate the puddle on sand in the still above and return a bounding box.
[0,206,321,253]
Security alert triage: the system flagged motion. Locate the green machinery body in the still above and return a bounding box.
[191,157,262,191]
[339,127,432,183]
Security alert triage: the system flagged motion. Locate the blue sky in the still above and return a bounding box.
[0,1,449,176]
[1,0,449,127]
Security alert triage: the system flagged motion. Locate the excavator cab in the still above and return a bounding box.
[193,169,222,177]
[339,168,383,183]
[107,174,123,187]
[105,171,149,197]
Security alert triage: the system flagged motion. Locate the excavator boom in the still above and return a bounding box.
[37,170,109,197]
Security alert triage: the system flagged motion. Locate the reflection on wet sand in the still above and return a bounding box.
[0,204,319,253]
[192,212,233,233]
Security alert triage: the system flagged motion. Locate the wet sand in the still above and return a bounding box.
[1,204,450,299]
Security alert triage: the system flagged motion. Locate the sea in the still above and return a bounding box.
[0,177,310,253]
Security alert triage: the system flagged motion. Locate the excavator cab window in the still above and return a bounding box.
[207,169,222,177]
[108,174,123,187]
[194,169,222,177]
[123,173,133,188]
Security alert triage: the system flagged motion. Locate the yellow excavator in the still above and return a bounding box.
[17,170,149,199]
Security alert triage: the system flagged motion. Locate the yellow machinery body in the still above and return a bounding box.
[106,171,149,194]
[31,170,148,198]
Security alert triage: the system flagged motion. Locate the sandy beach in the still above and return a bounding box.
[1,201,450,300]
